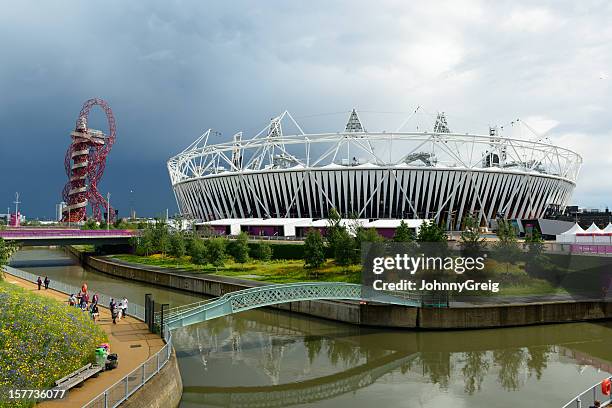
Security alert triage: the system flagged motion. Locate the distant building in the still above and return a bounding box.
[56,202,67,222]
[545,205,612,229]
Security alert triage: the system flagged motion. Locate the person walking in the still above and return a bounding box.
[117,300,123,321]
[36,276,42,290]
[121,297,128,318]
[92,292,99,306]
[90,303,99,322]
[110,298,117,324]
[43,276,50,290]
[81,291,90,311]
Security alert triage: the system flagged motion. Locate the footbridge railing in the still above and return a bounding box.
[159,282,423,332]
[561,377,612,408]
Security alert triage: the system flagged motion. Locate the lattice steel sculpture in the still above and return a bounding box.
[61,98,116,222]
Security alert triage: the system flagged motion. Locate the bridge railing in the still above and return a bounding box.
[2,266,170,408]
[561,377,612,408]
[0,229,138,238]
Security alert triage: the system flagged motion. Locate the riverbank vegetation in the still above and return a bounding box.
[0,281,107,407]
[104,212,573,297]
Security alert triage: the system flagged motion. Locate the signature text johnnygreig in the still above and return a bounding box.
[372,279,500,293]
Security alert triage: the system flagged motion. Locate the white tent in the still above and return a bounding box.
[585,222,603,233]
[603,223,612,233]
[555,223,584,243]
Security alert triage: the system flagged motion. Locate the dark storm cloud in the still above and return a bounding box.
[1,0,612,218]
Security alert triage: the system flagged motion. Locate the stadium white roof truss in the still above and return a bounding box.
[167,110,582,230]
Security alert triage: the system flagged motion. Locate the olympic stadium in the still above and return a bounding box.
[167,110,581,231]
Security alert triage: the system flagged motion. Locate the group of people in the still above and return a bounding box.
[36,276,50,290]
[66,282,128,324]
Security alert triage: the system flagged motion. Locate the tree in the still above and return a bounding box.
[82,219,99,230]
[393,220,415,243]
[417,220,448,242]
[132,224,155,256]
[493,219,521,273]
[459,214,486,257]
[353,227,383,264]
[169,232,186,258]
[190,236,207,265]
[304,229,325,270]
[326,208,357,267]
[152,219,170,254]
[331,227,354,267]
[0,237,18,277]
[228,232,249,264]
[524,229,546,278]
[205,237,226,268]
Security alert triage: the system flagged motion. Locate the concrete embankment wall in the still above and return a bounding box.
[67,247,612,330]
[120,349,182,408]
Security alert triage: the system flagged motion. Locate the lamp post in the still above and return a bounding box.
[107,192,111,231]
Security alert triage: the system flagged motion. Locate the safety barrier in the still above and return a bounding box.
[2,266,171,408]
[3,266,144,318]
[561,377,612,408]
[0,229,137,238]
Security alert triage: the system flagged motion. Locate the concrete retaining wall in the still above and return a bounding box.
[120,349,183,408]
[72,248,612,330]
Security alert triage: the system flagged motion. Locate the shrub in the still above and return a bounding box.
[204,237,226,267]
[190,236,207,265]
[250,242,272,261]
[0,283,107,407]
[228,232,249,263]
[169,232,186,258]
[417,220,448,242]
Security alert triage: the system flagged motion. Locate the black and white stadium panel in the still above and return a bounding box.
[167,110,581,231]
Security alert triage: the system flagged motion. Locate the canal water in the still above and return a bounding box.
[9,247,612,408]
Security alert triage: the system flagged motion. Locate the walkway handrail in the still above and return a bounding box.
[561,377,612,408]
[0,229,138,238]
[2,266,171,408]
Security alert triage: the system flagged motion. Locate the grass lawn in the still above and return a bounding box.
[112,254,362,284]
[111,253,569,296]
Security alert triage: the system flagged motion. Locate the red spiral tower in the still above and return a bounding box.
[61,98,116,223]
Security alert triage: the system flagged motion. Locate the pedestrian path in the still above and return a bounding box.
[3,273,164,407]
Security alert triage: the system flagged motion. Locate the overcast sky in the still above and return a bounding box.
[1,0,611,219]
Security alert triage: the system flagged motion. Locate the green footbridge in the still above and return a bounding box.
[160,282,424,331]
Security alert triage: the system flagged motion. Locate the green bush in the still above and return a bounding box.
[249,242,272,261]
[169,233,186,258]
[0,282,107,407]
[227,232,249,263]
[204,237,226,267]
[190,237,207,265]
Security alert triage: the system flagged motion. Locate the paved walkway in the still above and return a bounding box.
[3,273,164,407]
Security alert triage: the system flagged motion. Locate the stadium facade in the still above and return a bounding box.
[167,110,581,231]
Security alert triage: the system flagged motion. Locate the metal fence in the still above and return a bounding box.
[561,377,612,408]
[2,266,172,408]
[0,229,138,238]
[3,266,144,318]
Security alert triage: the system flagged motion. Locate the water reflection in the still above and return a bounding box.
[9,248,612,408]
[177,311,612,408]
